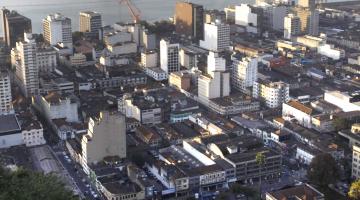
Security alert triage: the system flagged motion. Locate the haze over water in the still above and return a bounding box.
[1,0,254,34]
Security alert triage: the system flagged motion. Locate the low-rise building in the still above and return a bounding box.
[266,184,324,200]
[282,100,314,128]
[145,67,168,81]
[0,114,23,149]
[135,125,162,148]
[33,92,79,123]
[169,71,192,91]
[352,145,360,179]
[18,113,46,147]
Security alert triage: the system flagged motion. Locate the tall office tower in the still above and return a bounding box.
[308,9,319,36]
[284,14,301,39]
[43,13,73,48]
[0,69,13,115]
[262,5,290,32]
[1,8,32,48]
[160,39,180,74]
[298,0,316,9]
[253,80,289,108]
[174,2,204,40]
[294,7,319,36]
[231,53,258,93]
[79,11,102,39]
[200,21,230,52]
[198,52,230,106]
[81,111,126,172]
[11,33,39,97]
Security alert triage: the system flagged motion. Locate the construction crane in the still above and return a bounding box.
[118,0,141,23]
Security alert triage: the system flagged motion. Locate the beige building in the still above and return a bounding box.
[79,11,102,38]
[81,111,126,172]
[169,71,191,91]
[353,145,360,179]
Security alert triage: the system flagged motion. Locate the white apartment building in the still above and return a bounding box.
[235,4,258,34]
[141,51,158,68]
[0,70,13,115]
[317,44,345,60]
[282,100,313,128]
[145,67,168,81]
[253,80,289,108]
[43,13,73,48]
[352,145,360,179]
[22,120,46,147]
[36,47,58,72]
[160,39,180,74]
[11,33,39,97]
[284,14,301,40]
[200,21,230,52]
[33,92,79,122]
[124,98,162,125]
[231,53,258,93]
[198,52,230,106]
[324,91,360,112]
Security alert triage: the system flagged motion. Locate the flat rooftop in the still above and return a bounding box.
[0,114,21,136]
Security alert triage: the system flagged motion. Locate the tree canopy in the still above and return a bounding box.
[0,167,77,200]
[349,179,360,200]
[307,153,340,187]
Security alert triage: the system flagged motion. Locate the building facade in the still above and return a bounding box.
[200,22,230,52]
[284,14,301,40]
[1,8,32,48]
[11,33,39,97]
[81,112,126,173]
[0,70,13,115]
[79,11,102,38]
[174,2,204,40]
[43,13,73,48]
[160,39,180,74]
[253,80,289,108]
[231,54,258,93]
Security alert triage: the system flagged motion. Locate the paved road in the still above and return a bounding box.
[52,143,103,200]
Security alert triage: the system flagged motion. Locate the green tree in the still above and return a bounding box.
[349,179,360,200]
[256,152,266,190]
[0,167,77,200]
[307,153,340,187]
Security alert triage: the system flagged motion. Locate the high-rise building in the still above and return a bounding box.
[174,2,204,40]
[231,53,258,93]
[235,4,260,34]
[1,8,32,48]
[253,80,289,108]
[43,13,72,48]
[0,69,13,115]
[79,11,102,38]
[298,0,316,9]
[200,21,230,52]
[11,33,39,97]
[160,39,180,74]
[198,52,230,106]
[81,111,126,172]
[284,13,301,39]
[293,7,319,36]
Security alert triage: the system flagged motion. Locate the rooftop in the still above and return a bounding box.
[286,100,313,115]
[267,184,324,200]
[0,114,21,136]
